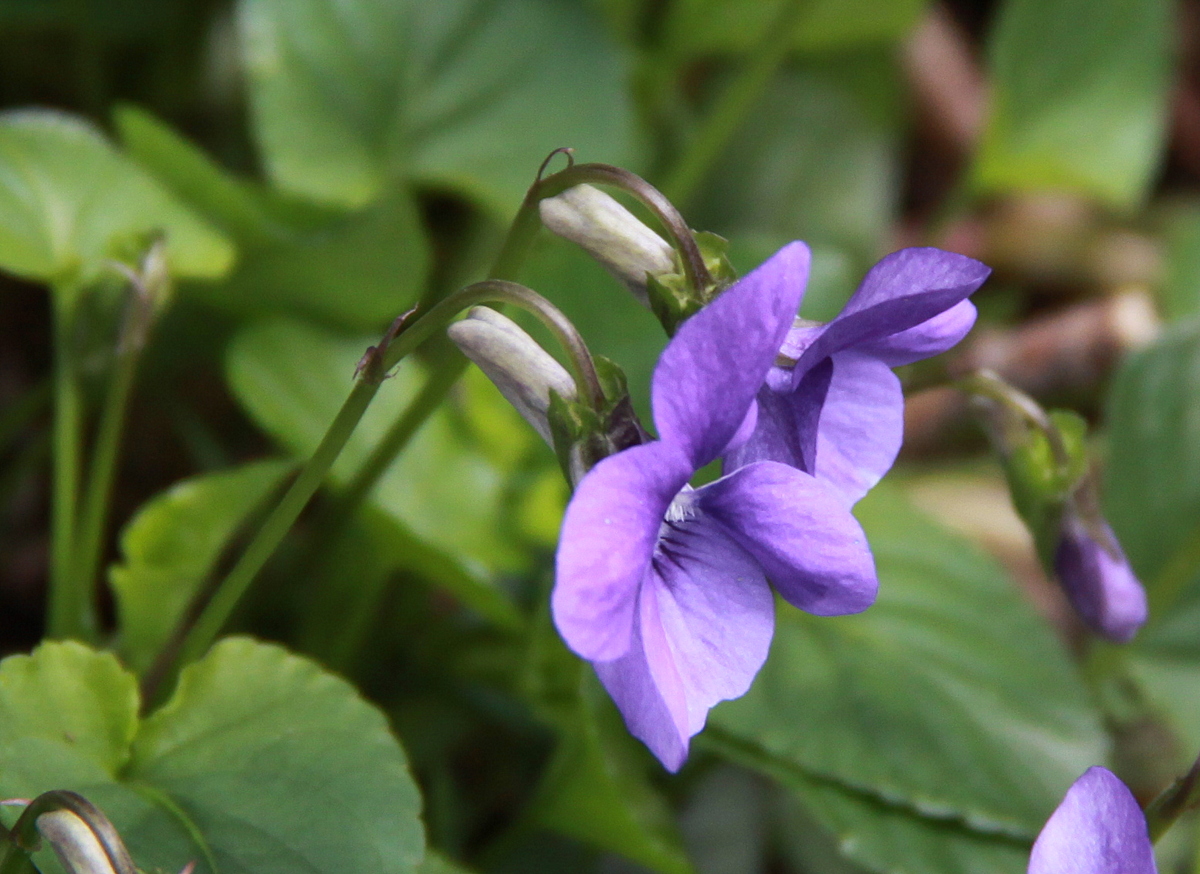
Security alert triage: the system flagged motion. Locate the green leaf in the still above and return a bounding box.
[529,671,694,874]
[974,0,1171,210]
[663,0,926,56]
[225,318,525,627]
[114,104,284,248]
[690,60,901,262]
[210,190,430,329]
[110,460,293,674]
[418,852,475,874]
[761,755,1028,874]
[0,638,424,874]
[0,110,234,288]
[1158,202,1200,322]
[239,0,637,215]
[712,486,1105,838]
[1104,318,1200,595]
[1105,319,1200,748]
[115,106,431,330]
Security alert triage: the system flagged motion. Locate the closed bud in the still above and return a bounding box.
[539,184,676,305]
[1054,507,1147,643]
[36,810,119,874]
[448,307,576,445]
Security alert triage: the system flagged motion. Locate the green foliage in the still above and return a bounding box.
[0,110,233,291]
[1160,203,1200,322]
[1105,318,1200,594]
[238,0,638,215]
[773,775,1030,874]
[713,486,1105,840]
[110,460,293,674]
[528,671,694,874]
[692,61,901,263]
[0,639,424,874]
[117,105,431,329]
[975,0,1172,209]
[1105,319,1200,753]
[225,318,525,627]
[662,0,927,57]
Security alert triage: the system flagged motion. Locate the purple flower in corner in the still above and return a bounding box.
[1055,512,1147,643]
[1029,767,1156,874]
[728,248,991,506]
[553,242,878,770]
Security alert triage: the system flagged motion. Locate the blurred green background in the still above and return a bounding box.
[1,1,1199,873]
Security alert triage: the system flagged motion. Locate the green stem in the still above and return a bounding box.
[1144,753,1200,843]
[47,292,92,641]
[172,374,385,672]
[71,306,147,622]
[661,0,809,208]
[326,358,464,543]
[0,844,35,874]
[150,162,566,689]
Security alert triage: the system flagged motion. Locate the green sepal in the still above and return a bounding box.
[546,355,649,486]
[994,408,1090,568]
[693,230,738,290]
[646,232,738,336]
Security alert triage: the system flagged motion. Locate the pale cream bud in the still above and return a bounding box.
[539,184,676,304]
[36,810,118,874]
[448,307,577,445]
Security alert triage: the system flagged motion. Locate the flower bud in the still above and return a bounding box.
[36,810,119,874]
[448,307,577,445]
[539,184,676,304]
[1054,510,1147,643]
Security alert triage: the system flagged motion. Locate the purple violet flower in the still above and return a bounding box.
[1029,767,1156,874]
[728,248,991,506]
[1054,513,1147,643]
[552,242,878,770]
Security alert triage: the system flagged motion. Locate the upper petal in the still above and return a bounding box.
[553,441,692,661]
[1028,767,1156,874]
[698,462,878,615]
[857,299,978,366]
[814,353,903,506]
[792,247,990,379]
[653,241,809,468]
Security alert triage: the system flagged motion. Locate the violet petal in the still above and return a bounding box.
[1054,517,1148,644]
[598,513,775,771]
[858,299,978,367]
[791,247,990,381]
[814,352,904,507]
[725,360,833,474]
[698,461,878,615]
[553,441,692,661]
[1028,767,1156,874]
[653,241,808,468]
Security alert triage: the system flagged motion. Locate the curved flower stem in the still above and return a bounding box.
[167,372,387,676]
[536,161,712,299]
[660,0,810,208]
[3,790,135,874]
[46,290,93,642]
[71,282,155,621]
[953,369,1073,469]
[159,283,590,686]
[1144,752,1200,842]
